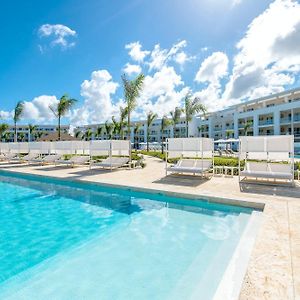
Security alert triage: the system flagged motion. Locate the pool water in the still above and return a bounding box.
[0,171,254,300]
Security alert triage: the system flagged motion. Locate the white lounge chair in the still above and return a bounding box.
[0,152,19,162]
[167,159,212,176]
[240,162,293,182]
[19,153,41,163]
[32,154,62,165]
[90,157,129,170]
[55,155,90,167]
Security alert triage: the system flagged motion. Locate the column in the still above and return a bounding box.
[273,110,280,135]
[253,114,259,136]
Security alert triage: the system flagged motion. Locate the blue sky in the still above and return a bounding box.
[1,0,300,125]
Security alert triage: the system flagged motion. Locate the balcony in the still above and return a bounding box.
[258,120,273,126]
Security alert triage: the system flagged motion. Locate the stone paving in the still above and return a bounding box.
[1,155,299,300]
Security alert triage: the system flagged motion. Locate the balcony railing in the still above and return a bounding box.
[258,120,273,126]
[280,115,300,123]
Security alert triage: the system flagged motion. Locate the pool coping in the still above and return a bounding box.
[0,168,265,211]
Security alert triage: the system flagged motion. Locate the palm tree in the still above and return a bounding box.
[243,121,252,136]
[133,123,141,149]
[35,131,44,140]
[112,116,121,139]
[28,124,37,142]
[146,111,157,152]
[170,107,182,138]
[84,128,93,141]
[94,126,103,140]
[184,93,207,137]
[0,123,9,142]
[3,132,11,142]
[75,130,82,139]
[50,94,77,141]
[160,115,171,154]
[13,101,24,142]
[226,129,234,139]
[197,125,205,137]
[119,106,128,140]
[18,132,25,142]
[105,121,114,140]
[122,73,145,141]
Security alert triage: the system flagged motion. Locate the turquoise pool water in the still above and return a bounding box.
[0,171,254,300]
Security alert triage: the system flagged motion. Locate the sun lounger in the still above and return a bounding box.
[19,153,41,163]
[240,162,293,182]
[0,152,19,162]
[90,157,129,170]
[166,159,212,175]
[55,155,90,167]
[32,154,62,165]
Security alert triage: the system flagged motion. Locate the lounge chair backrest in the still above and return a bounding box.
[246,162,268,172]
[268,163,292,173]
[194,159,212,169]
[70,156,89,163]
[111,157,129,164]
[178,159,195,168]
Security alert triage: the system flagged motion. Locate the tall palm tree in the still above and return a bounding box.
[28,124,37,142]
[105,121,114,140]
[133,123,141,149]
[184,93,207,137]
[13,101,24,142]
[170,107,182,138]
[146,111,157,151]
[95,126,103,140]
[119,106,128,140]
[160,115,171,154]
[50,94,77,141]
[122,73,145,141]
[84,128,93,141]
[0,123,9,142]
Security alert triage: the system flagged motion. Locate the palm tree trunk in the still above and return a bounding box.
[14,122,17,142]
[127,114,130,141]
[147,127,149,152]
[173,125,176,138]
[58,116,61,141]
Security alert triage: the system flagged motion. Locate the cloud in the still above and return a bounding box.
[38,24,77,49]
[125,41,150,62]
[148,40,189,71]
[195,52,229,84]
[22,96,59,122]
[70,70,121,125]
[223,0,300,100]
[231,0,242,7]
[123,63,142,76]
[0,110,11,120]
[136,66,189,118]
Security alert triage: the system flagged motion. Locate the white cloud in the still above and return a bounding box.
[22,96,59,122]
[125,41,150,62]
[123,63,142,76]
[136,66,189,118]
[71,70,121,125]
[0,110,11,120]
[224,0,300,100]
[195,52,229,84]
[38,24,77,49]
[148,40,189,71]
[231,0,242,7]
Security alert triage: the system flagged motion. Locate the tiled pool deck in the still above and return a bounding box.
[1,156,299,300]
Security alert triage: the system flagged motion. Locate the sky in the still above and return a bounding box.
[1,0,300,126]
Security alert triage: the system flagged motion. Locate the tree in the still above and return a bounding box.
[112,116,121,139]
[35,131,44,140]
[13,101,24,142]
[0,123,9,142]
[160,115,171,154]
[28,124,37,142]
[3,132,11,142]
[133,123,141,149]
[94,126,103,140]
[244,121,252,136]
[226,129,234,139]
[122,73,145,141]
[119,106,128,140]
[84,128,93,141]
[50,94,77,141]
[75,130,82,139]
[184,93,207,137]
[18,132,25,142]
[105,121,114,140]
[146,111,157,152]
[170,107,182,138]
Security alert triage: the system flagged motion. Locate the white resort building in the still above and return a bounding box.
[75,88,300,153]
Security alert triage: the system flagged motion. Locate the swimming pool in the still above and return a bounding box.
[0,171,260,299]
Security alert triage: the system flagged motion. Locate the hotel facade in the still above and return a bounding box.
[75,88,300,152]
